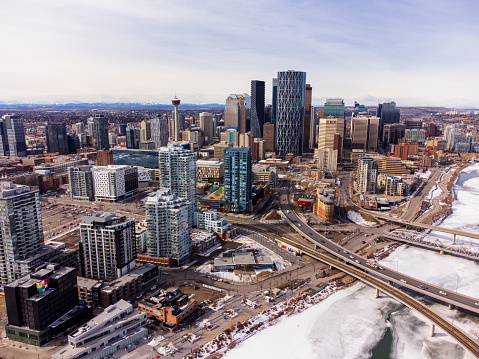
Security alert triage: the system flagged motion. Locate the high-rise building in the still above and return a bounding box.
[213,142,232,160]
[382,123,405,147]
[303,84,312,150]
[351,116,380,150]
[200,112,214,145]
[263,122,275,153]
[126,127,140,149]
[145,189,190,265]
[275,70,306,157]
[317,117,345,153]
[92,114,109,150]
[404,119,422,130]
[271,78,278,125]
[92,165,139,202]
[394,143,409,160]
[225,94,250,133]
[317,148,338,173]
[323,99,345,119]
[79,212,136,281]
[357,155,378,194]
[159,144,197,223]
[0,113,27,156]
[250,80,265,138]
[150,115,169,148]
[46,122,68,155]
[140,120,151,142]
[96,149,114,166]
[224,147,252,213]
[74,122,85,135]
[68,166,94,201]
[378,101,400,142]
[309,106,317,148]
[0,182,43,286]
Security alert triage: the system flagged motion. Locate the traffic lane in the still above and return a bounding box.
[280,205,479,306]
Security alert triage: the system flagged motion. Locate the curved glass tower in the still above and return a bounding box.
[275,70,306,157]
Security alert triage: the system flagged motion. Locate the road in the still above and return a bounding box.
[277,186,479,314]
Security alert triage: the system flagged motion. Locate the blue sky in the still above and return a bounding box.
[1,0,478,106]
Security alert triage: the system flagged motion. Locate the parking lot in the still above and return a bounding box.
[41,202,86,241]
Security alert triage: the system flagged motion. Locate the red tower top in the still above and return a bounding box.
[171,96,181,106]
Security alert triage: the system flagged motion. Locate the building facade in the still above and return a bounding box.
[378,101,400,142]
[79,212,137,281]
[224,147,252,213]
[0,182,44,286]
[150,115,169,148]
[46,123,69,155]
[68,166,95,201]
[197,159,224,183]
[200,112,214,145]
[92,165,139,202]
[159,144,197,223]
[250,80,265,138]
[92,114,110,150]
[357,155,378,194]
[275,70,306,157]
[144,189,191,265]
[0,113,27,156]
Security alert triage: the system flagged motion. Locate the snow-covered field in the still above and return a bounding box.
[196,235,291,283]
[220,163,479,359]
[347,210,376,227]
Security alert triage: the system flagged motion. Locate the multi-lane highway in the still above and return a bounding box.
[277,187,479,314]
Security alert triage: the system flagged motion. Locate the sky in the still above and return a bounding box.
[1,0,478,107]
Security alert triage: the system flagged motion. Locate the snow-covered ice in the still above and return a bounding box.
[347,210,376,227]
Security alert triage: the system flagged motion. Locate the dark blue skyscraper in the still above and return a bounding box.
[250,80,265,138]
[46,122,68,155]
[224,147,252,213]
[378,101,400,142]
[92,114,109,150]
[271,78,278,125]
[275,70,306,157]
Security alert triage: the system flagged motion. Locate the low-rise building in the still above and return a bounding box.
[213,251,274,271]
[197,159,224,183]
[252,163,277,185]
[92,165,139,202]
[191,230,219,254]
[194,209,235,239]
[138,290,198,332]
[315,190,335,222]
[52,300,147,359]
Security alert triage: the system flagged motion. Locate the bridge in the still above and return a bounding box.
[270,187,479,355]
[385,229,479,260]
[362,210,479,243]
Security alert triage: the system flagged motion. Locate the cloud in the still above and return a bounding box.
[0,0,478,106]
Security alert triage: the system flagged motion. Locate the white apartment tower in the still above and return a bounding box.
[145,189,190,265]
[159,144,196,224]
[93,165,138,202]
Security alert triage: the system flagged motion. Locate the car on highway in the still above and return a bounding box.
[343,250,348,254]
[439,291,447,296]
[418,285,428,290]
[321,240,325,243]
[309,232,312,235]
[355,260,361,264]
[349,255,355,259]
[336,249,340,252]
[400,279,407,283]
[475,302,479,306]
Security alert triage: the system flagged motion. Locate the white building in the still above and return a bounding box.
[52,300,147,359]
[195,209,232,235]
[145,189,191,265]
[92,165,138,202]
[316,148,338,173]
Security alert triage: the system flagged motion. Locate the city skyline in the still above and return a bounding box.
[1,0,479,107]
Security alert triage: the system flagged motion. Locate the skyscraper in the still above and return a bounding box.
[0,182,44,286]
[357,155,378,194]
[275,70,306,157]
[323,99,345,119]
[250,80,265,138]
[224,147,252,213]
[271,78,278,125]
[46,122,69,155]
[140,120,151,142]
[0,113,27,156]
[378,101,400,142]
[351,115,380,150]
[224,94,249,133]
[263,123,275,153]
[303,84,312,150]
[79,212,136,281]
[145,189,190,265]
[199,112,214,145]
[126,127,140,149]
[150,115,169,148]
[92,114,110,150]
[159,144,197,223]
